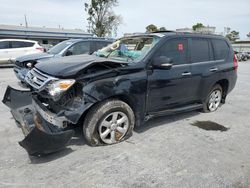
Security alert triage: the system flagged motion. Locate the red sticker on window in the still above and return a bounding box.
[178,44,184,51]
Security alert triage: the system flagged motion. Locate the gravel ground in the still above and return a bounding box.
[0,61,250,188]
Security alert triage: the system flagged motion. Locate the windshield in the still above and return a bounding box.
[95,36,160,62]
[48,41,74,54]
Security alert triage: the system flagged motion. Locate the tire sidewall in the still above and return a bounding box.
[203,85,222,113]
[83,100,135,146]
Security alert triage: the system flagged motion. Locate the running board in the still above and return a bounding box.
[146,103,203,120]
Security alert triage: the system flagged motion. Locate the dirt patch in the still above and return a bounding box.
[191,121,229,132]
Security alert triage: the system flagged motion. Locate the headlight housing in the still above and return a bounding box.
[46,79,75,99]
[26,62,33,68]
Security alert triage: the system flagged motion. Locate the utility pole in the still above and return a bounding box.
[24,14,28,28]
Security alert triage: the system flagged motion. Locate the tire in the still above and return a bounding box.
[202,84,223,113]
[83,99,135,146]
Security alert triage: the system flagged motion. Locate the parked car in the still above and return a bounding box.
[13,38,113,83]
[0,39,44,66]
[3,32,237,156]
[235,51,249,62]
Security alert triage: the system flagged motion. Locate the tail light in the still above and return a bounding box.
[36,47,44,52]
[233,53,238,72]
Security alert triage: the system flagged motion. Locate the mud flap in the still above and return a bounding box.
[2,86,74,156]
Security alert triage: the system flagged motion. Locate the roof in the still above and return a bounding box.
[66,38,114,42]
[122,31,223,39]
[0,24,93,39]
[0,38,38,43]
[0,24,90,34]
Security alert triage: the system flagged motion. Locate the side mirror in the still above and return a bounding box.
[153,56,173,70]
[65,50,73,56]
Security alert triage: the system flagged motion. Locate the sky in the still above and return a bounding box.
[0,0,249,39]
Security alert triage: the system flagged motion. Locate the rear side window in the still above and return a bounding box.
[68,42,90,55]
[156,38,188,65]
[96,42,109,50]
[0,41,10,49]
[191,38,210,63]
[11,41,35,48]
[212,39,229,60]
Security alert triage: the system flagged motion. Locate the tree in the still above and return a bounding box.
[247,32,250,38]
[84,0,122,37]
[159,27,167,31]
[146,24,158,33]
[192,23,205,31]
[226,30,240,42]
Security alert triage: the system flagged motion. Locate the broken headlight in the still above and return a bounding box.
[46,79,75,100]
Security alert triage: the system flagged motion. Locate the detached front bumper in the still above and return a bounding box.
[2,86,74,156]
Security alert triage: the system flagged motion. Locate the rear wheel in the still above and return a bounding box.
[83,99,135,146]
[203,85,222,113]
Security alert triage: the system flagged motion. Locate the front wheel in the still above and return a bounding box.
[203,85,222,113]
[83,99,135,146]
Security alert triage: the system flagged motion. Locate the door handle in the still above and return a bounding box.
[210,67,218,72]
[182,72,192,76]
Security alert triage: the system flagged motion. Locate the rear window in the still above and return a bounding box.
[11,41,35,48]
[191,38,210,63]
[0,41,10,49]
[212,39,229,60]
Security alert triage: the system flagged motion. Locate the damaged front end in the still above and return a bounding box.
[2,86,74,156]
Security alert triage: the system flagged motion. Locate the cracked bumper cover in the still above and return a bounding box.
[2,86,74,156]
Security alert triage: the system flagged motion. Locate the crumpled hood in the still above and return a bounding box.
[16,53,55,63]
[35,54,126,78]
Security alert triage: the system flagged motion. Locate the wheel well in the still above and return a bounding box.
[215,79,229,102]
[77,95,136,126]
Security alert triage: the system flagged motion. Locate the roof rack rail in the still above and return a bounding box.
[151,30,176,33]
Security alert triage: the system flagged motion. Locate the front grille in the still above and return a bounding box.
[25,68,55,90]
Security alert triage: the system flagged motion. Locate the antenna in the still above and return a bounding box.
[24,14,28,28]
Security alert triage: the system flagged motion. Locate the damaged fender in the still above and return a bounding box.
[2,86,74,156]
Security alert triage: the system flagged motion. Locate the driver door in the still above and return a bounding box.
[146,37,196,113]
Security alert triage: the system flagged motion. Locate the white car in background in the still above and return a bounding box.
[0,39,44,66]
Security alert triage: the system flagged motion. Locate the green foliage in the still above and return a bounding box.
[84,0,121,37]
[226,30,240,42]
[159,27,167,31]
[192,23,205,31]
[247,32,250,38]
[146,24,158,33]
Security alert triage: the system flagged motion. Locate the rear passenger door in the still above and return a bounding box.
[189,37,217,101]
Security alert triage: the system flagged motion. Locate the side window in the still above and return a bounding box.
[212,39,229,60]
[191,38,210,63]
[67,42,90,55]
[11,41,34,48]
[156,38,188,65]
[96,42,109,50]
[0,41,10,49]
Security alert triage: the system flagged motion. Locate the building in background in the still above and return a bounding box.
[0,25,92,47]
[176,27,193,33]
[232,39,250,53]
[176,26,224,35]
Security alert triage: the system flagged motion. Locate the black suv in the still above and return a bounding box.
[3,32,238,156]
[13,38,113,83]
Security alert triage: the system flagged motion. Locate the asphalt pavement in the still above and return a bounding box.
[0,62,250,188]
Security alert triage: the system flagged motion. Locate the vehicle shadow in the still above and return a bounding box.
[29,111,201,163]
[135,110,201,133]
